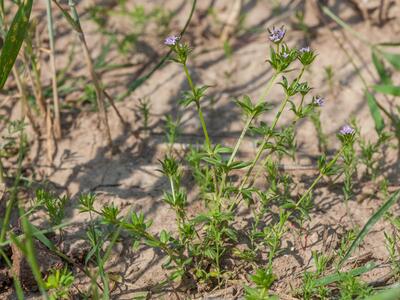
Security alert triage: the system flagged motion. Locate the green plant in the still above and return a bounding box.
[310,96,328,153]
[36,189,67,226]
[71,28,362,296]
[359,131,391,180]
[45,267,74,300]
[2,0,399,297]
[338,273,373,299]
[244,268,278,300]
[339,123,357,203]
[165,114,181,155]
[137,97,151,132]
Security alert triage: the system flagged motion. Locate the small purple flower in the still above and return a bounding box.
[164,35,179,46]
[268,26,286,43]
[282,52,289,59]
[299,46,311,53]
[339,125,355,135]
[314,96,324,106]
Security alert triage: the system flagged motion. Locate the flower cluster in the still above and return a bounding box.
[299,47,310,53]
[338,124,356,145]
[298,46,316,65]
[314,96,324,106]
[164,35,179,46]
[268,26,286,43]
[163,35,191,65]
[340,125,355,135]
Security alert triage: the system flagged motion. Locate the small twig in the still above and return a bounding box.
[65,0,115,152]
[103,89,125,124]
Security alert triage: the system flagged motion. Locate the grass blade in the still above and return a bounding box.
[51,0,81,32]
[338,189,400,268]
[373,84,400,96]
[365,90,385,134]
[380,51,400,71]
[372,50,392,85]
[314,262,376,287]
[363,285,400,300]
[0,0,33,90]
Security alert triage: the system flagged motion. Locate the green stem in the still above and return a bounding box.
[256,72,279,105]
[295,148,343,209]
[183,63,212,150]
[230,72,279,165]
[197,102,212,151]
[250,66,306,183]
[169,176,183,239]
[217,72,279,200]
[235,93,290,196]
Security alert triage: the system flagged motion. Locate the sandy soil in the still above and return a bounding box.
[1,0,400,299]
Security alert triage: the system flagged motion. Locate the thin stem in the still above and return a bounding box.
[236,93,290,196]
[295,148,343,209]
[197,102,212,151]
[251,66,306,182]
[231,72,279,164]
[183,63,195,91]
[217,72,279,200]
[46,0,61,139]
[183,63,212,150]
[168,175,182,238]
[68,0,114,152]
[22,47,46,116]
[256,72,279,105]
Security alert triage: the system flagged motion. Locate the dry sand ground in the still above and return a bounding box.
[1,0,400,298]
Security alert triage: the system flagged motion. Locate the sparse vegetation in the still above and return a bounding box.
[0,0,399,299]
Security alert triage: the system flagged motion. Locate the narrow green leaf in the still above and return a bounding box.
[381,51,400,71]
[365,91,385,134]
[27,222,55,251]
[85,245,98,266]
[338,189,400,268]
[363,286,400,300]
[371,50,391,84]
[314,262,376,287]
[51,0,81,32]
[373,84,400,96]
[0,0,33,89]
